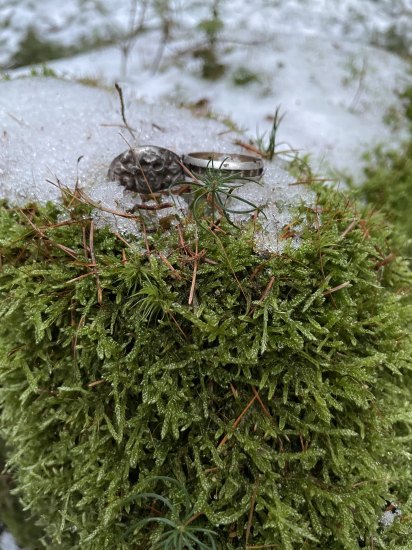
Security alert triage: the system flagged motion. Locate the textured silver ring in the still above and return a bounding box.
[108,145,184,194]
[182,152,264,178]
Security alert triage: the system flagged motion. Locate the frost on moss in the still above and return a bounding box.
[0,186,411,549]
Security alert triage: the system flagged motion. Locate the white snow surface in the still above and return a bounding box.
[0,77,309,251]
[0,77,237,204]
[0,532,19,550]
[5,1,411,178]
[1,0,412,68]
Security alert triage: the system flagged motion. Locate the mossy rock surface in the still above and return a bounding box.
[0,187,411,549]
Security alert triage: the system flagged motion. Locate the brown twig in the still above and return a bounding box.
[323,281,351,296]
[72,314,85,364]
[87,379,106,388]
[375,252,396,269]
[115,83,135,139]
[46,180,171,215]
[66,272,95,285]
[82,225,89,258]
[340,219,358,238]
[121,249,128,265]
[184,511,204,527]
[246,481,259,545]
[89,221,103,304]
[258,276,275,303]
[232,140,264,157]
[188,235,199,305]
[18,209,78,259]
[140,217,151,255]
[288,178,330,186]
[246,544,279,549]
[157,252,182,279]
[204,466,220,474]
[248,276,275,316]
[114,232,131,247]
[251,387,271,419]
[39,218,91,230]
[218,394,258,449]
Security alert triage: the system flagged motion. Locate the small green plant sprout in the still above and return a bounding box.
[179,160,264,227]
[123,477,218,549]
[255,106,286,161]
[236,108,317,181]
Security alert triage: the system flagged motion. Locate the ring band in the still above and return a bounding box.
[182,152,264,178]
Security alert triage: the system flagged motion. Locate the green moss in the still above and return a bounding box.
[193,46,226,80]
[356,142,412,257]
[231,67,261,87]
[0,439,43,548]
[0,187,411,549]
[11,28,75,68]
[399,85,412,126]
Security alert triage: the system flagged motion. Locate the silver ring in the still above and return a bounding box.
[182,152,264,178]
[108,145,184,193]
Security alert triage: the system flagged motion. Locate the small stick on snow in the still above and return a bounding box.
[115,83,135,139]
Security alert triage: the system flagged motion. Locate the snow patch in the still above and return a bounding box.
[0,77,310,251]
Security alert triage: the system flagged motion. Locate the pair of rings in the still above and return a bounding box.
[108,145,264,194]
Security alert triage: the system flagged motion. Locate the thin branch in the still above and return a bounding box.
[323,281,351,296]
[251,387,271,419]
[157,252,182,279]
[246,482,259,545]
[87,379,106,388]
[18,209,78,259]
[341,219,358,238]
[89,220,103,304]
[115,83,135,139]
[218,394,258,449]
[375,252,396,269]
[188,234,199,305]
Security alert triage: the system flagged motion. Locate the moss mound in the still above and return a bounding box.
[0,187,411,549]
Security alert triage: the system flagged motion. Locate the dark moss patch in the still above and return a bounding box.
[231,67,261,87]
[0,439,43,548]
[10,28,74,68]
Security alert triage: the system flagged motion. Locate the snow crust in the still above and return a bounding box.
[0,77,238,205]
[0,77,310,251]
